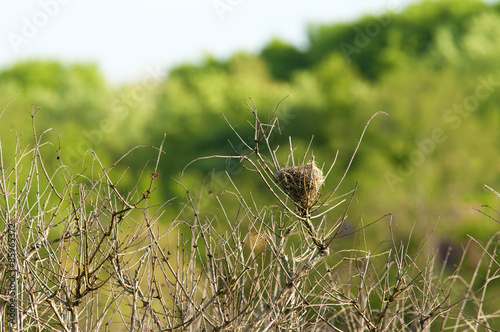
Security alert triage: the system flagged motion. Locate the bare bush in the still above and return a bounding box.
[1,100,499,331]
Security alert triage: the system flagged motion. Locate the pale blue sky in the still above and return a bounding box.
[2,0,422,83]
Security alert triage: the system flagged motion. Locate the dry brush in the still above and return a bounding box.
[1,100,499,331]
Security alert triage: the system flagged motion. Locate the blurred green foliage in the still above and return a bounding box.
[2,0,500,244]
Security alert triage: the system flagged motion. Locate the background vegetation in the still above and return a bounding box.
[2,0,500,256]
[2,0,500,329]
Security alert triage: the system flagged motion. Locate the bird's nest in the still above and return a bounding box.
[274,160,324,211]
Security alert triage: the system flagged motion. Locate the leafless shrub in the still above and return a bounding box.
[1,100,499,331]
[0,105,169,331]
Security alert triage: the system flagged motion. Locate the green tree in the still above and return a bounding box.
[260,38,309,80]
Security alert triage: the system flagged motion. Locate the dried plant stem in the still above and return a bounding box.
[2,99,499,331]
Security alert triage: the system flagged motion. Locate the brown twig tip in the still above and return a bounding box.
[273,159,324,211]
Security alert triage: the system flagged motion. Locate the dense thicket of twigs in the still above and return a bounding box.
[1,101,499,331]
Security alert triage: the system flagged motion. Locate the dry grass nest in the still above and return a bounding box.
[274,160,324,211]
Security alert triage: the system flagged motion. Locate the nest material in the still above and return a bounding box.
[274,160,324,211]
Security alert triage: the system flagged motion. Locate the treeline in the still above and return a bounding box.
[1,0,500,242]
